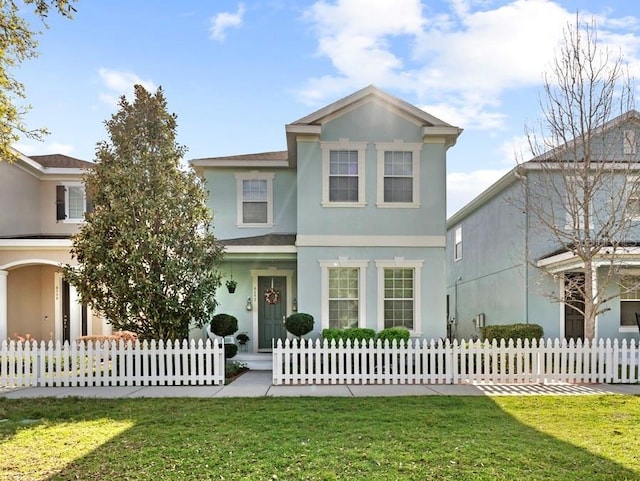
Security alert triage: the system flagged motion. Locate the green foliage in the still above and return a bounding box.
[481,323,544,342]
[224,343,238,359]
[284,313,314,338]
[322,328,376,344]
[210,314,238,337]
[377,327,411,345]
[63,86,224,341]
[0,1,76,162]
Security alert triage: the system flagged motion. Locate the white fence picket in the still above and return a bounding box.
[0,338,224,388]
[271,337,640,386]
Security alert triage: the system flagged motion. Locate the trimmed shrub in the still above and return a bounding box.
[285,313,314,338]
[322,328,376,345]
[377,327,411,345]
[210,314,238,337]
[481,323,543,343]
[224,343,238,359]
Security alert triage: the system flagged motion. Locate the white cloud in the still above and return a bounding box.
[14,141,76,157]
[98,68,156,108]
[210,3,246,41]
[300,0,640,130]
[447,168,511,216]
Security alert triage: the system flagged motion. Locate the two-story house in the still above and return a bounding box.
[192,86,462,351]
[446,110,640,342]
[0,151,110,342]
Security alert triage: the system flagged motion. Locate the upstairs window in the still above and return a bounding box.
[329,150,359,202]
[624,130,636,155]
[56,184,90,222]
[375,140,422,207]
[383,151,413,203]
[321,140,367,207]
[235,172,274,227]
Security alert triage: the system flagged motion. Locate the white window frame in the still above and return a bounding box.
[235,171,275,227]
[320,139,368,208]
[319,258,368,330]
[375,140,422,208]
[454,225,462,261]
[624,129,636,155]
[625,176,640,221]
[63,183,87,223]
[375,258,423,335]
[619,275,640,332]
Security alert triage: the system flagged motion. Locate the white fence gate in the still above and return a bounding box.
[272,338,640,385]
[0,339,225,388]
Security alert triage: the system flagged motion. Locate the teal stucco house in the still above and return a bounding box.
[446,110,640,342]
[191,86,462,351]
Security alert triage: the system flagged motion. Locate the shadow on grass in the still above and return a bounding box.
[0,395,639,480]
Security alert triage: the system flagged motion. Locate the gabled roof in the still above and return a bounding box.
[285,85,462,165]
[190,151,289,173]
[30,154,94,169]
[447,109,640,228]
[288,84,455,127]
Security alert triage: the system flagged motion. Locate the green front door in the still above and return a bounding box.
[258,276,288,349]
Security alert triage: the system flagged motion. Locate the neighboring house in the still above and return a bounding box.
[0,151,110,342]
[446,110,640,341]
[191,85,462,351]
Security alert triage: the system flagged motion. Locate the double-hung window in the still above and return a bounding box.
[56,184,89,222]
[619,275,640,328]
[376,258,423,333]
[320,259,368,329]
[375,140,422,207]
[235,172,274,227]
[321,140,367,207]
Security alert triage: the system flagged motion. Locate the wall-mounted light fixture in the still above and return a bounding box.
[246,296,252,311]
[292,297,297,312]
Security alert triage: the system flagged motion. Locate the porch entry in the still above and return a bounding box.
[61,279,88,343]
[258,276,288,350]
[564,273,585,341]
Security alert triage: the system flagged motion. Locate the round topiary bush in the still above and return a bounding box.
[210,313,238,337]
[285,313,314,338]
[224,343,238,359]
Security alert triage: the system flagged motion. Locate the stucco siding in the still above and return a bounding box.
[0,161,40,236]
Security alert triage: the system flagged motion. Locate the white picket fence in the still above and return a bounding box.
[0,339,225,388]
[272,338,640,385]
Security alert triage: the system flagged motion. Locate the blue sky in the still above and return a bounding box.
[14,0,640,216]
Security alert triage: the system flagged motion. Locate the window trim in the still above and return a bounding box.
[319,258,368,330]
[564,176,593,231]
[235,171,275,227]
[320,139,368,208]
[375,258,423,335]
[619,275,640,330]
[375,140,422,208]
[624,129,636,155]
[57,183,88,223]
[454,225,462,261]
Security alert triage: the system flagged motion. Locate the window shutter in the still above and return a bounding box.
[56,185,66,220]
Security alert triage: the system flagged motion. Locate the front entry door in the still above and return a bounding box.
[564,273,585,341]
[258,276,288,349]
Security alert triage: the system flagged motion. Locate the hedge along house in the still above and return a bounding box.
[0,151,110,342]
[446,110,640,342]
[191,86,462,352]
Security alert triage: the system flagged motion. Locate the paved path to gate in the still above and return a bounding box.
[2,371,640,399]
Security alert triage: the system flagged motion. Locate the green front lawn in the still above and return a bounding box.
[1,395,639,480]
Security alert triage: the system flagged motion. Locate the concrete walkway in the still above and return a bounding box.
[1,371,640,399]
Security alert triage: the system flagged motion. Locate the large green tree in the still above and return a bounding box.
[64,85,224,341]
[1,0,76,162]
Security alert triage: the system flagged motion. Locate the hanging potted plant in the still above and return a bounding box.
[226,278,237,293]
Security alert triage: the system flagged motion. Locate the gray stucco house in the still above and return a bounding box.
[446,110,640,342]
[191,85,462,351]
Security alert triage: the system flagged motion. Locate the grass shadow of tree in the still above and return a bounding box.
[0,395,638,480]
